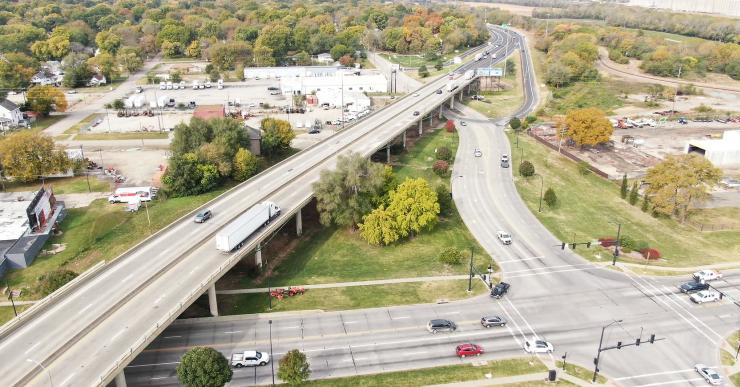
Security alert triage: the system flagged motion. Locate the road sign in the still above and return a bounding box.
[477,68,503,77]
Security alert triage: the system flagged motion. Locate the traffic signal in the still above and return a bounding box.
[586,242,591,248]
[635,338,641,346]
[617,341,622,349]
[561,242,566,250]
[649,334,655,344]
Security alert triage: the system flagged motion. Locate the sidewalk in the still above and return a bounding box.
[604,260,740,274]
[425,371,605,387]
[0,300,38,307]
[216,275,472,295]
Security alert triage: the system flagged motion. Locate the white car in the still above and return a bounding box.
[695,364,722,385]
[460,121,467,126]
[474,149,482,157]
[524,338,553,354]
[693,269,722,282]
[413,92,420,97]
[497,231,512,245]
[690,290,720,304]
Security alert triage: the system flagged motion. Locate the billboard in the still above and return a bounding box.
[477,68,503,77]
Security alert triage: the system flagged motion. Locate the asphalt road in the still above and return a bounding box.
[0,28,515,387]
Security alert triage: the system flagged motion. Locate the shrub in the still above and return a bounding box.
[436,184,452,215]
[620,235,635,252]
[639,248,661,260]
[439,247,464,265]
[598,237,617,247]
[577,161,591,176]
[641,195,650,212]
[526,115,537,123]
[432,160,449,176]
[37,269,78,296]
[544,187,558,207]
[519,160,535,177]
[620,174,628,199]
[628,182,639,205]
[436,146,452,162]
[445,119,455,132]
[509,117,521,130]
[418,64,429,78]
[634,240,649,252]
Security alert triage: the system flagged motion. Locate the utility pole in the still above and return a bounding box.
[467,247,474,292]
[79,145,91,192]
[612,223,622,266]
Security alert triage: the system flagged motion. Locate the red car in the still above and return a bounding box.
[456,343,483,358]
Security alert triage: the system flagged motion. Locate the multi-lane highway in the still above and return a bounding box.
[124,26,739,387]
[0,27,515,387]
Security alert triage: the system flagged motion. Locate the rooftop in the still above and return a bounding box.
[0,200,30,241]
[193,105,225,120]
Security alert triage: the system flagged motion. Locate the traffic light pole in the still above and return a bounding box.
[612,223,622,266]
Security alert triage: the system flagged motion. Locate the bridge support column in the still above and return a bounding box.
[438,105,443,119]
[255,242,262,268]
[418,120,422,136]
[458,91,463,102]
[402,132,407,148]
[386,144,391,163]
[208,284,218,317]
[449,97,454,110]
[467,83,471,94]
[429,113,433,126]
[115,370,127,387]
[295,208,302,236]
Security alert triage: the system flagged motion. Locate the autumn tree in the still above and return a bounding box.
[278,349,310,385]
[0,53,38,91]
[260,117,295,156]
[88,52,118,81]
[176,347,232,387]
[232,148,259,181]
[27,85,68,116]
[385,178,440,238]
[359,205,400,245]
[117,47,143,73]
[644,154,721,222]
[313,152,387,228]
[0,132,70,182]
[564,108,613,147]
[95,30,122,55]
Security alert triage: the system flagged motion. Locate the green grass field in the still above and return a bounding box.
[64,114,98,134]
[557,360,606,384]
[4,175,110,194]
[74,131,169,141]
[220,280,487,315]
[3,187,231,301]
[28,115,65,133]
[301,358,547,387]
[380,53,453,69]
[466,52,524,118]
[507,132,740,267]
[545,79,648,115]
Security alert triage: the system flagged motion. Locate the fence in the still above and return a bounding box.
[685,220,740,232]
[527,131,611,179]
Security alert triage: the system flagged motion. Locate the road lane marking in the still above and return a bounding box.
[391,316,409,320]
[223,331,242,334]
[441,311,460,315]
[343,321,358,324]
[496,256,545,264]
[405,351,428,356]
[24,342,41,355]
[163,335,182,339]
[77,303,93,315]
[615,368,695,380]
[635,377,705,387]
[503,263,592,275]
[151,376,170,380]
[59,373,77,386]
[506,267,592,279]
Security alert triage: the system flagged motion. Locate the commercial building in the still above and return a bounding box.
[315,89,371,113]
[244,66,343,80]
[685,130,740,167]
[0,188,66,276]
[280,73,388,96]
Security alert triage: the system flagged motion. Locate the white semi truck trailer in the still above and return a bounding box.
[215,202,281,252]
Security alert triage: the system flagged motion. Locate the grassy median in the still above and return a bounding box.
[507,131,740,267]
[4,175,111,194]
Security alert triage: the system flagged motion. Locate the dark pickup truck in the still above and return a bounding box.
[490,282,510,299]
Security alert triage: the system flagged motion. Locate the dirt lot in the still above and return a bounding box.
[96,148,169,186]
[461,1,535,16]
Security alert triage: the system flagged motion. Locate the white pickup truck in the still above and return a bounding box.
[231,350,270,368]
[690,290,720,304]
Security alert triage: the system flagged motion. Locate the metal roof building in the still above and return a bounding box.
[685,130,740,167]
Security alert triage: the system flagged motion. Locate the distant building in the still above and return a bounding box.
[0,188,66,276]
[193,105,226,120]
[280,73,388,96]
[685,130,740,167]
[30,61,65,86]
[315,53,334,65]
[315,90,371,113]
[88,74,107,86]
[0,100,23,130]
[244,65,344,80]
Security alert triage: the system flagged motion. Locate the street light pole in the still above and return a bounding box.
[592,320,622,383]
[8,289,17,317]
[26,358,53,387]
[269,320,275,386]
[612,223,622,266]
[467,247,474,292]
[536,174,544,212]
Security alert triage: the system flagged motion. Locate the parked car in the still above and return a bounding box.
[695,364,723,386]
[481,315,507,328]
[455,343,483,358]
[690,290,720,304]
[721,178,740,188]
[194,209,212,223]
[524,338,553,354]
[693,269,722,282]
[497,231,512,245]
[66,89,77,94]
[678,281,709,293]
[474,149,482,157]
[427,319,457,334]
[490,282,510,299]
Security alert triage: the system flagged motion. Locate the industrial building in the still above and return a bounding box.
[315,90,371,113]
[0,188,65,276]
[280,73,388,96]
[244,66,344,80]
[685,130,740,167]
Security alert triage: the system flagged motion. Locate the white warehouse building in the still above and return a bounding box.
[280,73,388,96]
[315,90,371,113]
[685,130,740,167]
[244,66,342,80]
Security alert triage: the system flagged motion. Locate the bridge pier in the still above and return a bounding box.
[402,131,407,148]
[208,284,219,317]
[255,242,262,268]
[418,120,422,136]
[458,91,463,102]
[295,208,302,236]
[449,97,454,110]
[438,105,443,119]
[115,370,127,387]
[386,144,391,163]
[429,113,433,126]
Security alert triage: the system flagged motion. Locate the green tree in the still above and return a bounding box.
[509,117,521,130]
[313,152,387,228]
[256,23,292,59]
[232,148,259,181]
[88,52,118,82]
[62,52,92,88]
[359,205,400,245]
[260,117,295,156]
[330,44,352,61]
[519,160,535,177]
[170,70,182,84]
[117,47,143,73]
[0,132,70,182]
[209,42,252,71]
[641,194,650,212]
[176,347,232,387]
[434,59,444,71]
[112,99,125,111]
[645,154,722,222]
[162,153,221,196]
[386,178,439,238]
[418,64,429,78]
[37,269,78,296]
[278,349,310,385]
[564,108,613,147]
[628,181,639,205]
[436,184,452,216]
[544,187,558,207]
[27,85,68,116]
[95,30,122,54]
[0,53,38,90]
[208,68,220,82]
[620,174,628,199]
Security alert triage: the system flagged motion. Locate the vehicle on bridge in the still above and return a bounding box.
[216,202,281,252]
[456,343,483,357]
[231,350,270,367]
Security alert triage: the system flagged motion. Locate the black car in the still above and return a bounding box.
[413,111,420,116]
[427,319,457,334]
[481,315,507,328]
[501,160,509,168]
[490,282,510,299]
[436,89,443,94]
[679,281,710,293]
